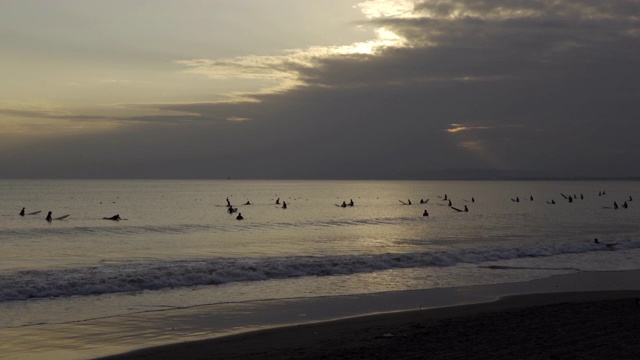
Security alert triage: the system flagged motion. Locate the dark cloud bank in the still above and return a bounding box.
[4,0,640,179]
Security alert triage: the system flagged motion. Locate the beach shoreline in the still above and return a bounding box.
[103,290,640,360]
[2,270,640,359]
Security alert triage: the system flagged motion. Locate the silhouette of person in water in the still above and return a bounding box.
[282,201,287,209]
[349,199,354,206]
[20,207,25,216]
[623,201,628,209]
[594,238,616,249]
[46,211,52,222]
[341,201,347,208]
[614,201,619,209]
[104,214,121,221]
[227,206,235,214]
[276,198,280,205]
[236,213,244,220]
[407,199,411,205]
[464,205,468,212]
[226,197,231,207]
[244,201,251,205]
[423,210,429,217]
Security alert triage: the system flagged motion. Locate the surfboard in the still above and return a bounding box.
[27,211,42,215]
[399,200,411,205]
[55,214,70,220]
[451,207,463,212]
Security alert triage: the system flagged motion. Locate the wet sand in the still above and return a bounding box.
[104,290,640,360]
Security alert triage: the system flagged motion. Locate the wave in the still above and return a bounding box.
[0,216,417,240]
[1,239,639,302]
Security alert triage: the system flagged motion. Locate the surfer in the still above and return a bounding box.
[423,210,429,217]
[103,214,121,221]
[46,211,52,222]
[464,205,468,212]
[349,199,354,206]
[341,201,347,208]
[282,201,287,209]
[448,199,452,207]
[276,198,280,205]
[614,201,619,209]
[227,207,236,214]
[20,207,25,216]
[623,201,628,209]
[594,238,617,249]
[226,197,231,207]
[407,199,412,205]
[236,213,244,220]
[244,201,251,205]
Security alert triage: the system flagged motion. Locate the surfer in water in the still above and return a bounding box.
[226,197,231,207]
[103,214,121,221]
[236,213,244,220]
[594,238,617,249]
[20,207,25,216]
[276,198,280,205]
[423,210,429,217]
[282,201,287,209]
[341,201,347,208]
[349,199,354,206]
[46,211,52,222]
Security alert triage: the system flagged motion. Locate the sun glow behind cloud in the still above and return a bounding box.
[175,0,412,102]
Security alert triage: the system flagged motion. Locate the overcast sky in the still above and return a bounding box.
[2,0,639,179]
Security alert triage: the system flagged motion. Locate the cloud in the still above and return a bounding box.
[2,0,640,179]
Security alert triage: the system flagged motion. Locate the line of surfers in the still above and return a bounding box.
[20,191,633,223]
[511,192,633,208]
[19,207,123,222]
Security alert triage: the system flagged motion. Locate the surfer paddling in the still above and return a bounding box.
[103,214,121,221]
[594,238,617,249]
[20,207,25,216]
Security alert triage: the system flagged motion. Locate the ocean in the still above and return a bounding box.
[1,180,639,336]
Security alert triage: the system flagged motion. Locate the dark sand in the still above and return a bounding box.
[104,291,640,360]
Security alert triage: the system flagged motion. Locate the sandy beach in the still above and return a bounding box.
[104,290,640,360]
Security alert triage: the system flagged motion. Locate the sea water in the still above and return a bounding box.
[1,180,639,329]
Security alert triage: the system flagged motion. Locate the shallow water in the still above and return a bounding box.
[1,180,639,328]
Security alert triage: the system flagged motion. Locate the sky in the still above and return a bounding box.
[1,0,639,179]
